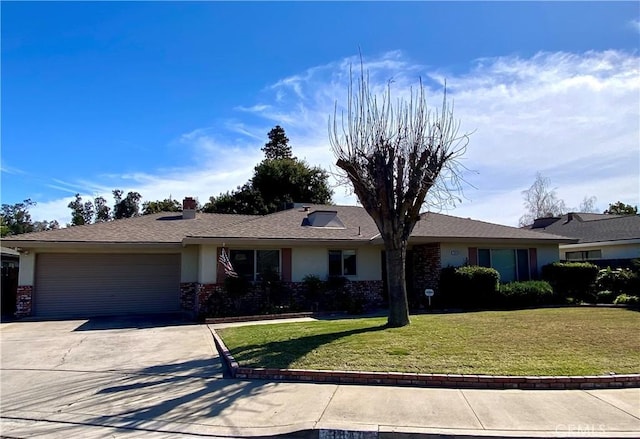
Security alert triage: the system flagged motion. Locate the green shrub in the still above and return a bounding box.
[439,265,500,309]
[596,290,618,304]
[497,281,555,308]
[302,274,324,311]
[224,275,251,298]
[541,262,598,302]
[597,267,637,296]
[613,294,640,307]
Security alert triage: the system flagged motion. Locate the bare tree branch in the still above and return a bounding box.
[329,61,471,327]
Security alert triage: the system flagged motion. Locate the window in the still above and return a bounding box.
[565,250,602,261]
[328,249,357,276]
[477,248,530,282]
[229,249,280,281]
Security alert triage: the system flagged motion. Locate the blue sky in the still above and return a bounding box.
[2,1,639,226]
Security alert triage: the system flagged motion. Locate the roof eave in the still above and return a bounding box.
[3,241,182,250]
[182,236,375,246]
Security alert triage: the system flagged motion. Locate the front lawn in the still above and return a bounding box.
[217,308,640,376]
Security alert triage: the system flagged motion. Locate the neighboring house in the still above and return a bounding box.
[530,213,640,266]
[3,197,572,319]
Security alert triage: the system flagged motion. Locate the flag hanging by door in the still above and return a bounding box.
[219,248,238,278]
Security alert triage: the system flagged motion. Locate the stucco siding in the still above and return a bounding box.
[357,246,383,281]
[292,247,328,281]
[198,245,218,284]
[18,252,35,286]
[440,244,469,268]
[291,246,382,282]
[181,245,199,283]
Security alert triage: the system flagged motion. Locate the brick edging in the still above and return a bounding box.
[210,328,640,390]
[206,312,315,324]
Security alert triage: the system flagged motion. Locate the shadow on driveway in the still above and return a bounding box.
[73,313,196,331]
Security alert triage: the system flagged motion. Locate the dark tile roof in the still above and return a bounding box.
[3,205,573,247]
[532,213,640,244]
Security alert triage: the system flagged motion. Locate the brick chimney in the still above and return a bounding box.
[182,197,197,220]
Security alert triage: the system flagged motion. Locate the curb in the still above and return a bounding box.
[209,328,640,390]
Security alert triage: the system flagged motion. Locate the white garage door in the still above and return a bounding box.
[34,253,181,318]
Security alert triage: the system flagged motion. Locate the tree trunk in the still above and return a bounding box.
[384,239,410,327]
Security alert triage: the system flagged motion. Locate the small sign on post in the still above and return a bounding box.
[424,289,434,307]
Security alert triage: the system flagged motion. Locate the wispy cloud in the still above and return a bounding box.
[0,163,26,175]
[630,18,640,33]
[29,50,639,227]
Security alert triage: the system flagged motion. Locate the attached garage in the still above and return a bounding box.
[34,253,181,318]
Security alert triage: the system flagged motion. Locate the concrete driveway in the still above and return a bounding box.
[0,315,338,438]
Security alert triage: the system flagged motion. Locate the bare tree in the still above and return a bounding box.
[329,66,470,327]
[578,195,598,213]
[518,173,567,227]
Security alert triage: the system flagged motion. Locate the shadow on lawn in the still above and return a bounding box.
[227,323,389,369]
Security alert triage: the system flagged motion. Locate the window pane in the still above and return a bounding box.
[566,251,583,261]
[491,249,516,283]
[257,250,280,280]
[517,249,530,281]
[328,250,342,276]
[230,250,254,280]
[587,250,602,259]
[478,249,491,267]
[343,250,357,276]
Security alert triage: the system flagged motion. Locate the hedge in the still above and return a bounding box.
[541,262,599,302]
[496,281,555,308]
[439,265,500,308]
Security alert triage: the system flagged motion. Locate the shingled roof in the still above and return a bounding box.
[411,212,574,243]
[3,205,573,247]
[2,212,254,246]
[531,213,640,244]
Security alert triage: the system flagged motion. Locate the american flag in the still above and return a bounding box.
[219,248,238,278]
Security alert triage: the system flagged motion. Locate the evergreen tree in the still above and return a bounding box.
[206,126,332,214]
[604,201,638,215]
[261,125,293,160]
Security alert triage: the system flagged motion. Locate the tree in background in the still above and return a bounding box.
[142,197,182,215]
[67,194,95,226]
[1,199,58,236]
[329,67,470,327]
[205,126,333,215]
[252,158,333,212]
[604,201,638,215]
[262,125,292,160]
[578,196,599,213]
[32,220,60,232]
[113,190,142,219]
[519,173,567,227]
[94,196,111,222]
[203,185,265,215]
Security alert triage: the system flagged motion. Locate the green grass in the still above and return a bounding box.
[217,308,640,376]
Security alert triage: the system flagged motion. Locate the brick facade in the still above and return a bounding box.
[182,280,385,318]
[15,285,33,317]
[411,243,441,296]
[179,282,197,313]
